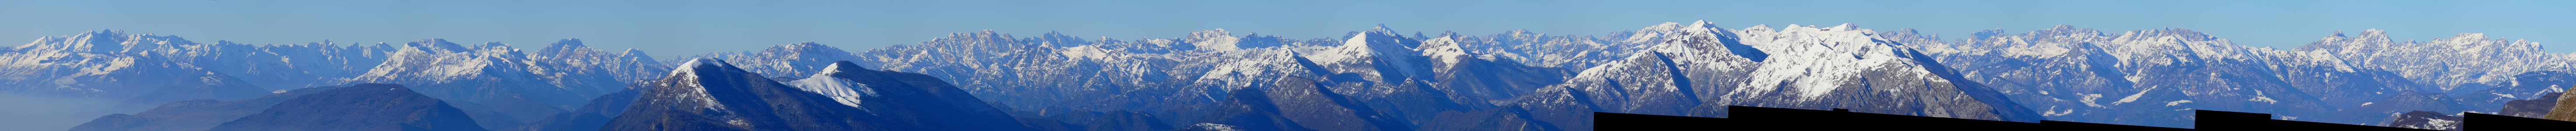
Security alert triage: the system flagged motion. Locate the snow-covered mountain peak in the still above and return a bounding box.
[2356,29,2392,40]
[479,41,510,49]
[2089,27,2264,63]
[820,61,863,73]
[1028,31,1084,48]
[1729,23,1940,99]
[403,38,472,53]
[2120,28,2218,41]
[2318,29,2395,45]
[1418,35,1471,65]
[672,58,738,76]
[2434,33,2509,47]
[1343,26,1416,47]
[1743,24,1776,32]
[1187,29,1243,51]
[761,42,852,57]
[786,61,877,107]
[939,30,1018,45]
[1367,24,1399,34]
[2032,25,2105,38]
[619,48,655,59]
[1825,23,1860,31]
[1621,21,1738,45]
[782,41,832,49]
[1743,23,1894,50]
[541,38,588,52]
[1056,45,1122,60]
[2046,24,2081,30]
[15,29,193,53]
[616,48,665,69]
[1309,25,1426,64]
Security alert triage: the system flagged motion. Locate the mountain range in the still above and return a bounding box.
[14,21,2576,131]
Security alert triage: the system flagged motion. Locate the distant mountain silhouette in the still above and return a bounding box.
[205,83,486,131]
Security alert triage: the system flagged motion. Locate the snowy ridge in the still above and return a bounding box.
[1187,29,1244,51]
[1733,23,1928,99]
[1304,24,1425,66]
[784,63,878,107]
[1543,21,2039,123]
[1418,36,1470,66]
[663,58,738,110]
[691,42,863,78]
[2299,29,2574,91]
[0,30,681,131]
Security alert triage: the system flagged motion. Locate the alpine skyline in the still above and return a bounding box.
[7,0,2575,59]
[9,0,2576,131]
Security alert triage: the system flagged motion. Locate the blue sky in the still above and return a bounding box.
[4,0,2572,58]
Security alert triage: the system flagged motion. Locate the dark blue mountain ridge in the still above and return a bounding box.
[204,83,487,131]
[597,58,1039,131]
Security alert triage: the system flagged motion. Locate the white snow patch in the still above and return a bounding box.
[787,75,875,108]
[2248,90,2278,103]
[2108,86,2156,105]
[2079,93,2107,108]
[2041,106,2076,116]
[2165,100,2193,106]
[2417,118,2459,130]
[1057,45,1118,60]
[1190,123,1242,131]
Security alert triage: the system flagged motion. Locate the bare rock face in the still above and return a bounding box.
[2544,86,2576,121]
[2499,93,2561,118]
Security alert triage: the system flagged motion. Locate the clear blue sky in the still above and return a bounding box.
[5,0,2573,58]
